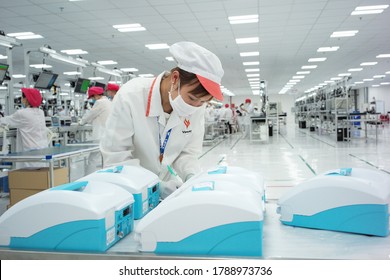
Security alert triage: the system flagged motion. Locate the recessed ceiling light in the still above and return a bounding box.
[348,68,363,71]
[308,57,327,62]
[228,14,258,24]
[61,49,88,55]
[360,62,377,66]
[7,32,43,40]
[165,57,174,61]
[317,46,339,52]
[0,55,7,59]
[247,73,260,77]
[386,71,390,74]
[12,74,26,78]
[330,30,358,38]
[363,78,374,81]
[97,60,117,65]
[354,81,364,84]
[145,43,169,50]
[380,82,390,85]
[376,54,390,58]
[331,77,342,80]
[289,79,300,82]
[338,73,351,77]
[297,71,310,74]
[301,65,317,69]
[240,52,259,57]
[248,78,260,81]
[120,68,139,72]
[293,76,305,79]
[245,68,260,72]
[372,85,380,87]
[29,64,52,69]
[351,5,389,15]
[88,77,105,80]
[63,71,81,75]
[373,75,386,78]
[113,23,146,32]
[235,37,259,44]
[243,61,259,66]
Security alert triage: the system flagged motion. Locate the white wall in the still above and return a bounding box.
[369,85,390,113]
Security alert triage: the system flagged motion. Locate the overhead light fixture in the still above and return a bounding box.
[145,43,169,50]
[351,5,389,15]
[63,71,82,75]
[330,30,358,38]
[245,68,259,72]
[386,71,390,74]
[331,77,342,80]
[49,53,88,67]
[61,49,88,55]
[308,57,327,62]
[338,73,351,77]
[317,46,339,52]
[235,37,259,44]
[380,82,390,85]
[240,52,259,57]
[7,32,43,40]
[120,68,139,72]
[0,54,7,59]
[39,46,56,54]
[228,14,258,24]
[12,74,26,78]
[363,78,374,81]
[113,23,146,32]
[0,35,21,48]
[243,61,259,66]
[29,64,52,69]
[247,73,259,77]
[293,76,305,79]
[88,77,105,80]
[248,78,260,81]
[297,71,310,74]
[376,54,390,58]
[289,79,300,82]
[165,57,174,61]
[360,62,377,66]
[301,65,317,69]
[348,68,363,71]
[354,81,364,84]
[139,74,155,78]
[97,60,117,65]
[373,75,386,78]
[372,85,380,87]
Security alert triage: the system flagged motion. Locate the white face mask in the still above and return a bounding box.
[168,80,200,117]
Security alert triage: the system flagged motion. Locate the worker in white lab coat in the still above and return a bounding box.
[241,98,254,138]
[80,86,112,174]
[100,41,224,198]
[0,88,48,168]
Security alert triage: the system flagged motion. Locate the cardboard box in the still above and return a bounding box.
[8,167,69,206]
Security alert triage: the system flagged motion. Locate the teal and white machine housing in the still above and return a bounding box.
[135,175,264,257]
[0,181,134,251]
[184,165,266,212]
[277,168,390,237]
[79,165,160,219]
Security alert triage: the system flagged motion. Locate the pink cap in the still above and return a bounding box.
[88,86,104,99]
[107,83,120,91]
[22,88,42,107]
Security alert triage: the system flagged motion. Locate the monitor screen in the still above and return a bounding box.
[34,72,58,90]
[74,78,91,94]
[51,116,60,127]
[93,81,106,90]
[0,63,9,85]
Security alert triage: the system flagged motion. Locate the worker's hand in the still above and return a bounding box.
[160,179,182,199]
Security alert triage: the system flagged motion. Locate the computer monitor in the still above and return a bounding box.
[93,81,106,90]
[51,116,60,127]
[74,78,90,94]
[34,72,58,90]
[0,63,9,85]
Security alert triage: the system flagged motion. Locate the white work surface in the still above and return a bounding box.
[0,202,388,260]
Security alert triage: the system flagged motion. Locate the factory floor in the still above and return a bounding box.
[1,121,390,216]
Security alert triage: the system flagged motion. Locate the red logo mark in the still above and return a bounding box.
[184,119,190,128]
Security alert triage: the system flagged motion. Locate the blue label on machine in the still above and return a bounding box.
[326,168,352,176]
[208,166,227,175]
[97,165,124,174]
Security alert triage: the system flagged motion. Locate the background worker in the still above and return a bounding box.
[0,88,48,168]
[100,41,224,198]
[106,83,120,100]
[79,86,112,174]
[241,98,254,138]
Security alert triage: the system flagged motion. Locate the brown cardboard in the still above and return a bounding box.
[8,167,68,190]
[8,167,69,206]
[9,189,43,206]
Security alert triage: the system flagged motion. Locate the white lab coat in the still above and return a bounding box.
[243,103,254,125]
[0,107,48,168]
[80,96,111,141]
[100,71,205,182]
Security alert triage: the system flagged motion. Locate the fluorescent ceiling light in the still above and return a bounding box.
[348,68,363,71]
[63,71,81,75]
[354,81,364,84]
[120,68,139,72]
[97,60,117,65]
[12,74,26,78]
[113,23,146,32]
[372,85,380,87]
[317,46,339,52]
[376,54,390,58]
[61,49,88,55]
[139,74,155,78]
[301,65,317,69]
[324,81,333,83]
[338,73,351,77]
[88,77,105,80]
[0,55,7,59]
[228,14,258,24]
[145,43,169,50]
[289,79,300,82]
[297,71,310,74]
[29,64,52,69]
[247,73,259,77]
[248,78,259,81]
[252,90,260,95]
[373,75,386,78]
[331,77,342,80]
[235,37,259,44]
[308,57,327,62]
[8,32,43,40]
[240,52,259,57]
[386,71,390,74]
[363,78,374,81]
[380,82,390,85]
[293,76,305,79]
[243,61,259,66]
[165,57,174,61]
[360,62,377,66]
[351,5,388,15]
[245,68,259,72]
[330,30,358,38]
